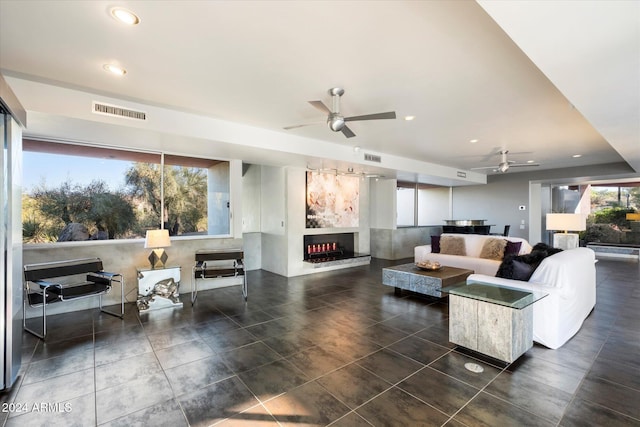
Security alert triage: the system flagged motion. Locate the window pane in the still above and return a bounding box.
[22,139,228,242]
[397,186,415,226]
[417,185,449,226]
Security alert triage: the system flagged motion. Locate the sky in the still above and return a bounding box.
[23,152,133,192]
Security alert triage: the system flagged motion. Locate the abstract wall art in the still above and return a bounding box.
[306,171,359,228]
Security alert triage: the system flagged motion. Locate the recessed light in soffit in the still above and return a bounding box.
[110,7,140,25]
[103,64,127,76]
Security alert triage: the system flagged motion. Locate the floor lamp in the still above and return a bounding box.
[546,213,586,250]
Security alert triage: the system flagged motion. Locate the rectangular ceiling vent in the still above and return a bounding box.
[92,101,147,121]
[364,153,382,163]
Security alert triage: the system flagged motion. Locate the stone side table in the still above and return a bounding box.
[445,281,548,363]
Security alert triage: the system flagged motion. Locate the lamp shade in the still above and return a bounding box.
[144,229,171,248]
[626,213,640,221]
[546,213,586,232]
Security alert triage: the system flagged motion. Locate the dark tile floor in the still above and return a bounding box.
[1,257,639,426]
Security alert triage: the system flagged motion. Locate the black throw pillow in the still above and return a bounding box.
[431,235,441,253]
[496,243,563,281]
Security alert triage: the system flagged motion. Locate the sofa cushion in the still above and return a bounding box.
[440,236,466,255]
[504,240,522,257]
[479,238,507,260]
[430,235,441,253]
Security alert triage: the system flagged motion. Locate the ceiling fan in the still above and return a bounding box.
[471,150,539,173]
[284,87,396,138]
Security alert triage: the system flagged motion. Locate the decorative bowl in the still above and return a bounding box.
[415,261,442,271]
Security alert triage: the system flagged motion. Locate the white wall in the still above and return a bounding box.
[452,179,530,239]
[370,178,397,229]
[418,186,451,225]
[259,165,287,275]
[207,161,230,235]
[242,164,261,233]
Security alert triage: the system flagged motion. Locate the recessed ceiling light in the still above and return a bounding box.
[527,160,535,163]
[404,116,415,121]
[572,154,582,158]
[110,7,140,25]
[103,64,127,76]
[469,139,478,143]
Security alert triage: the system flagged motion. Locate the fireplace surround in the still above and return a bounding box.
[303,232,357,263]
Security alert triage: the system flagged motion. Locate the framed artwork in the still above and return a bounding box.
[306,171,359,228]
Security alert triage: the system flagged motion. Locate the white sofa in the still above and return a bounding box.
[414,233,532,276]
[467,247,596,349]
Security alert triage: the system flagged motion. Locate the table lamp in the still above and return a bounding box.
[144,229,171,269]
[546,213,586,250]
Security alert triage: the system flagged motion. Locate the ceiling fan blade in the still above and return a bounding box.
[509,163,540,168]
[308,100,332,114]
[341,125,356,138]
[344,111,396,122]
[283,121,324,130]
[470,165,499,170]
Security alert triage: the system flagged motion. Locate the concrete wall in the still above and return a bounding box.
[371,226,441,260]
[23,236,243,317]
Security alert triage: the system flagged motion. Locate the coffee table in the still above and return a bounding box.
[382,263,473,298]
[443,281,548,363]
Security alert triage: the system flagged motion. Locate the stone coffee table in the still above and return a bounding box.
[382,263,473,298]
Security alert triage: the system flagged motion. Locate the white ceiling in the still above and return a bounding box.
[0,1,638,182]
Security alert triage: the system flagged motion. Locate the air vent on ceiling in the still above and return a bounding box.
[92,101,147,121]
[364,153,381,163]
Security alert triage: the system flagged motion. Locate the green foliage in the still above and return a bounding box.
[24,179,135,241]
[590,207,634,228]
[23,162,209,243]
[125,163,207,235]
[582,223,622,244]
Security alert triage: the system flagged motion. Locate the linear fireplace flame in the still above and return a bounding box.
[303,233,355,262]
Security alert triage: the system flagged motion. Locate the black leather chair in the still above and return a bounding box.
[491,225,511,237]
[474,225,491,235]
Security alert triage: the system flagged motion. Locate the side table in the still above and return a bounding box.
[136,265,182,311]
[444,281,548,363]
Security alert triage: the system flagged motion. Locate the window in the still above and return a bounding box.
[396,182,415,227]
[397,181,449,227]
[585,184,640,245]
[22,139,229,243]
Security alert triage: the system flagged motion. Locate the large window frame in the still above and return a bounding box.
[22,139,230,243]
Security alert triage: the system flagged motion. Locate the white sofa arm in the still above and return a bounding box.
[414,245,433,263]
[466,274,554,293]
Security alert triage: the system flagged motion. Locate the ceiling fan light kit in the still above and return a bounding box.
[285,87,396,138]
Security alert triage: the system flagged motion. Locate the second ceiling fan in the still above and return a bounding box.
[471,150,540,173]
[284,87,396,138]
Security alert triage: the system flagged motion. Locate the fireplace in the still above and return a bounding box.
[303,233,355,263]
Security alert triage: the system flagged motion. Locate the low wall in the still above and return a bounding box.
[587,243,640,261]
[23,236,247,317]
[371,226,441,260]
